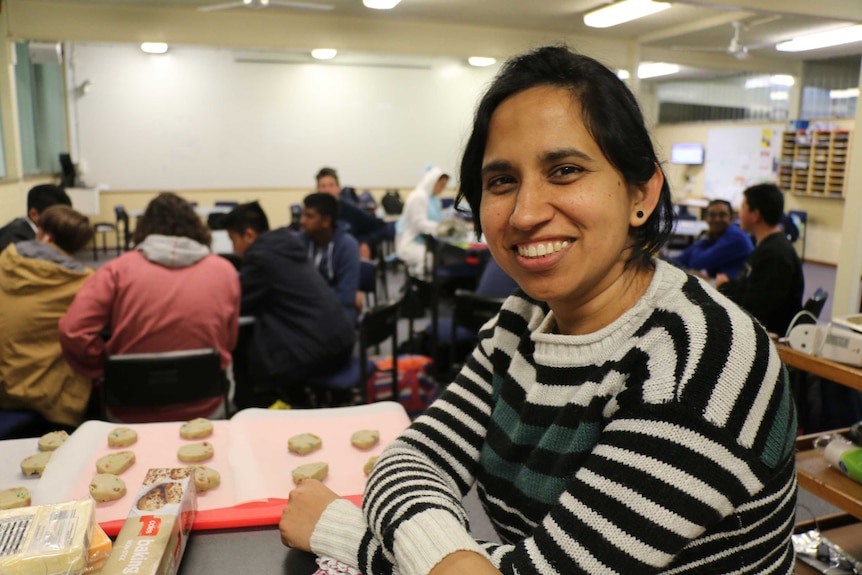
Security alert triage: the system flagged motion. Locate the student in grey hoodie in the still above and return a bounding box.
[59,193,240,422]
[0,205,94,427]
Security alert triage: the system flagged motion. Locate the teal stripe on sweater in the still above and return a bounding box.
[761,371,796,468]
[491,395,602,455]
[481,443,569,505]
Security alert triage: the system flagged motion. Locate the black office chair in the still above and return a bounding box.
[787,288,829,332]
[306,300,400,407]
[359,259,378,308]
[804,287,828,320]
[448,289,506,372]
[114,205,133,252]
[92,220,118,259]
[421,234,483,372]
[101,348,229,423]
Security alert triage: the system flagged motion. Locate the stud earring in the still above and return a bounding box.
[636,210,644,218]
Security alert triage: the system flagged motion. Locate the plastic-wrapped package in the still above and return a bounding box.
[0,498,95,575]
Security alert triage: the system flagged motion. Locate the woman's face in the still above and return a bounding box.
[480,85,656,325]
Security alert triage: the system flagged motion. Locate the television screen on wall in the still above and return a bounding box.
[670,143,705,165]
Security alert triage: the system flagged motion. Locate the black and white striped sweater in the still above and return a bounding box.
[310,260,797,574]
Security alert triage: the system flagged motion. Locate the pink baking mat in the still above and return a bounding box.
[31,403,410,536]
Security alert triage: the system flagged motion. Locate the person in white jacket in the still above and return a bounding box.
[395,166,450,276]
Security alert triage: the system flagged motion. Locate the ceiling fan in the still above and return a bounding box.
[672,21,774,60]
[198,0,334,12]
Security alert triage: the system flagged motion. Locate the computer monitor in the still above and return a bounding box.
[670,143,705,165]
[59,153,76,188]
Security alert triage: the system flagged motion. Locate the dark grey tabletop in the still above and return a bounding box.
[179,525,317,575]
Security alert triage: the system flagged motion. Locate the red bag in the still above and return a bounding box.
[369,355,439,417]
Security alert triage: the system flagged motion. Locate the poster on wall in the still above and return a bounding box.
[703,125,783,208]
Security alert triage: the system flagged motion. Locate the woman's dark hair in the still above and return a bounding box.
[133,192,211,247]
[39,205,93,254]
[456,45,673,267]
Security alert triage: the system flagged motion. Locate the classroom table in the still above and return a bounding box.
[671,218,708,238]
[0,403,412,575]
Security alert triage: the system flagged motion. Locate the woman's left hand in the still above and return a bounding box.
[279,479,340,552]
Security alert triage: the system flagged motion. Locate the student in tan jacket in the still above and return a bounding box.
[0,205,94,427]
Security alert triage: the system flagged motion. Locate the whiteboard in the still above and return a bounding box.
[69,43,498,190]
[703,124,783,208]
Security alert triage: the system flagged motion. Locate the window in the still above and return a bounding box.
[15,41,68,176]
[655,73,791,124]
[799,55,860,120]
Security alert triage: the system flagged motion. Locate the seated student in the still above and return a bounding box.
[279,45,796,575]
[395,166,450,276]
[297,193,361,325]
[222,202,356,408]
[0,184,72,252]
[672,199,753,279]
[717,183,804,335]
[59,192,240,422]
[0,206,94,427]
[316,167,389,259]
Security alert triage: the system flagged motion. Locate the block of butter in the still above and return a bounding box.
[85,523,113,574]
[100,468,197,575]
[0,498,95,575]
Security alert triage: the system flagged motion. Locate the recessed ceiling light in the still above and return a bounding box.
[617,69,631,80]
[584,0,670,29]
[467,56,496,67]
[140,42,168,55]
[776,25,862,52]
[363,0,401,9]
[311,48,337,60]
[637,62,679,79]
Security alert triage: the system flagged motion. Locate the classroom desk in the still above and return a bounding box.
[777,343,862,391]
[671,219,708,238]
[0,404,411,574]
[180,527,317,575]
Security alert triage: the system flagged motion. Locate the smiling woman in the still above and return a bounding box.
[279,45,798,575]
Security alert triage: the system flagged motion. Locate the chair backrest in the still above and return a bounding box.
[114,205,128,221]
[359,300,400,387]
[803,288,828,319]
[475,258,518,298]
[102,349,227,419]
[359,259,378,307]
[450,289,505,367]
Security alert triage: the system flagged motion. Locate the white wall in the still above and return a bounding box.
[69,43,500,190]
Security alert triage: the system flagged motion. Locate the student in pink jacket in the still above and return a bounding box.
[59,192,240,422]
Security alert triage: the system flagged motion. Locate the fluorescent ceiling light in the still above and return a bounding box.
[468,56,496,67]
[637,62,679,79]
[745,75,795,89]
[831,88,860,99]
[770,75,795,87]
[584,0,670,29]
[776,25,862,52]
[769,91,789,101]
[363,0,401,8]
[311,48,337,60]
[140,42,168,55]
[617,69,631,81]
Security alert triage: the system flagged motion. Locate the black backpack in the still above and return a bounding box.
[381,190,404,215]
